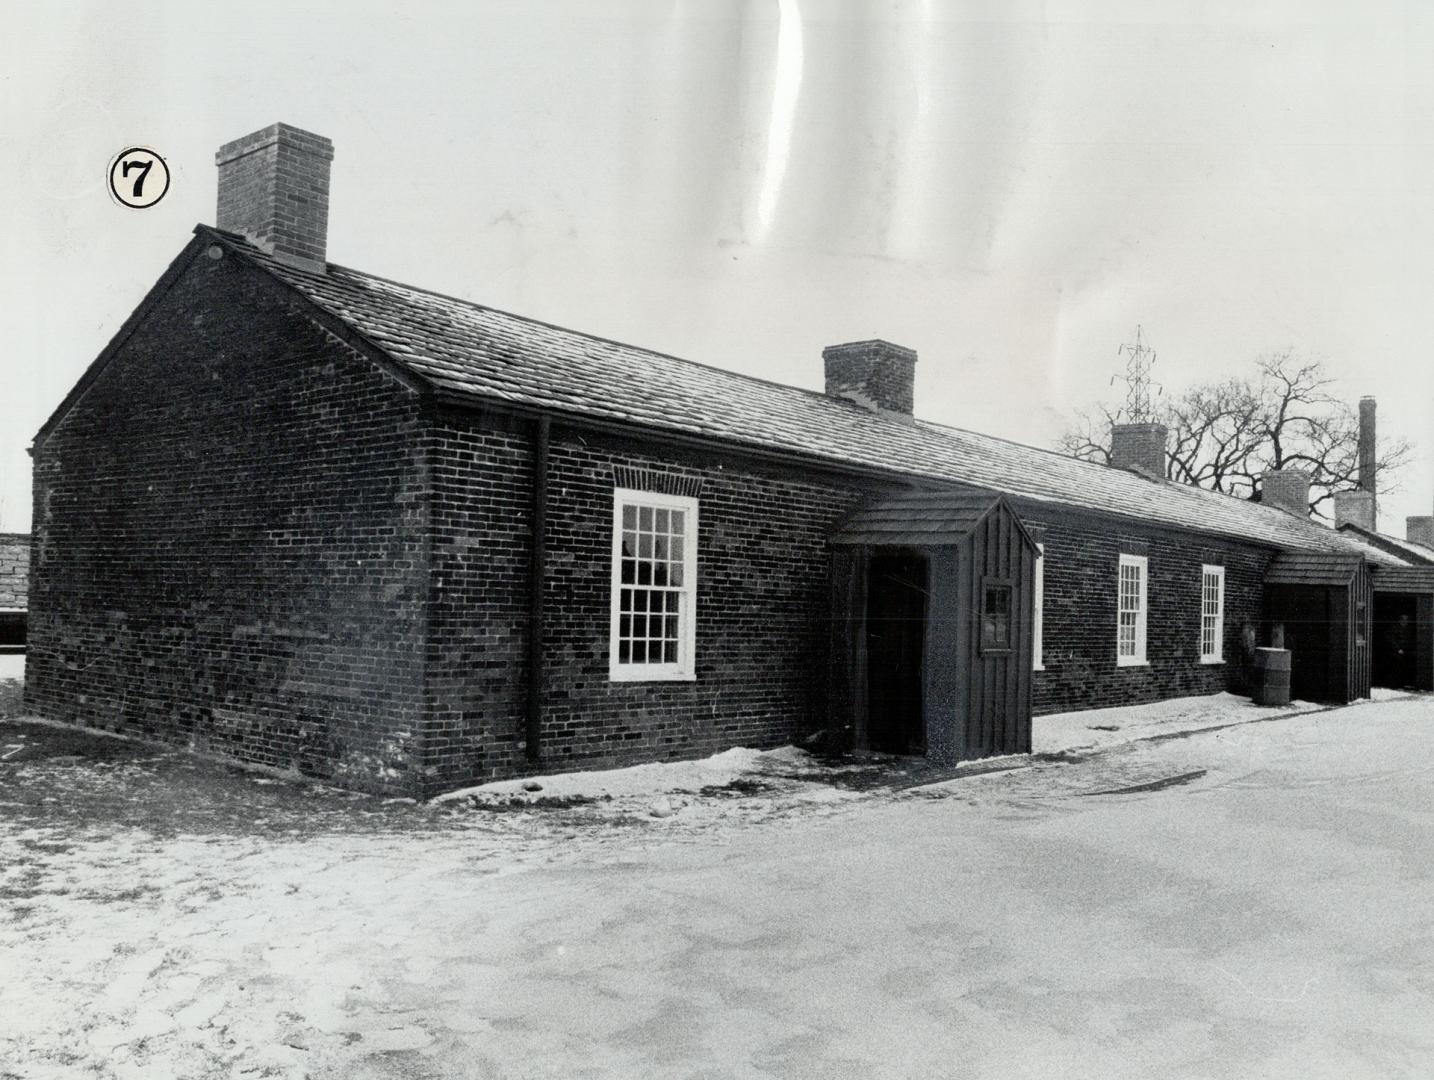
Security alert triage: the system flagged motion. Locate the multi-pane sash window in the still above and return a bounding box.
[609,488,698,681]
[1116,554,1148,666]
[1200,565,1225,663]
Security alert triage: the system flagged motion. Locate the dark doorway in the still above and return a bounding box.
[1373,592,1418,690]
[865,553,928,754]
[1272,586,1333,703]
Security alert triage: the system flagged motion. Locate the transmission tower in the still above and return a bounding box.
[1112,325,1162,422]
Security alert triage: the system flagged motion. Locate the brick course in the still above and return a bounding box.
[0,534,27,609]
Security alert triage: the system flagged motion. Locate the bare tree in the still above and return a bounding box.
[1059,350,1414,519]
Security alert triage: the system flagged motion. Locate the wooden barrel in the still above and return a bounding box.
[1252,647,1292,706]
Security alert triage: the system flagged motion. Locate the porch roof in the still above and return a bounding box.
[1371,565,1434,593]
[831,491,1036,549]
[1264,551,1365,587]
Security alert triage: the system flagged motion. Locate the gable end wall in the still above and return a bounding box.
[25,253,429,793]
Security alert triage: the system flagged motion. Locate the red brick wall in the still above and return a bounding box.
[25,249,429,792]
[1024,506,1274,714]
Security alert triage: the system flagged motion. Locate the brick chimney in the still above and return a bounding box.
[1109,422,1168,479]
[822,340,916,415]
[216,123,334,272]
[1407,516,1434,550]
[1261,469,1311,517]
[1334,490,1376,531]
[1353,395,1378,531]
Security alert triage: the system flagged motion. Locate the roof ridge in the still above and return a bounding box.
[196,226,1376,562]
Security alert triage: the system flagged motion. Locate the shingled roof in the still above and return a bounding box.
[832,492,1038,549]
[204,228,1399,560]
[1337,523,1434,566]
[1265,551,1367,587]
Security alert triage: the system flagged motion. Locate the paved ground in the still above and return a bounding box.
[4,695,1434,1079]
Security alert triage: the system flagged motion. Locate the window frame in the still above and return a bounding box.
[979,577,1015,655]
[1116,553,1149,667]
[1032,542,1045,671]
[1199,564,1225,664]
[608,487,699,682]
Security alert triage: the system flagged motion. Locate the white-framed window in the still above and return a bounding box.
[1116,554,1148,666]
[1200,564,1225,664]
[609,488,698,681]
[1032,543,1045,671]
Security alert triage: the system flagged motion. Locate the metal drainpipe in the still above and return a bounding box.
[526,414,550,763]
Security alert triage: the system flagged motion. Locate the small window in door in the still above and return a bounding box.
[981,583,1013,652]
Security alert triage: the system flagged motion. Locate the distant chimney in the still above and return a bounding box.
[216,123,334,272]
[1333,490,1376,531]
[1262,469,1311,517]
[822,340,916,415]
[1109,422,1168,479]
[1407,516,1434,550]
[1358,397,1377,491]
[1356,395,1377,530]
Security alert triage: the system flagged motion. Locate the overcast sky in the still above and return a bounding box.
[4,0,1433,534]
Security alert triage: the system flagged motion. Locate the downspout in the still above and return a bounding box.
[526,414,550,764]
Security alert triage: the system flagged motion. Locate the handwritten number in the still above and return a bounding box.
[122,159,153,198]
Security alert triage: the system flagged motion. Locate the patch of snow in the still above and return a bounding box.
[436,744,812,806]
[1367,686,1417,702]
[1034,691,1325,755]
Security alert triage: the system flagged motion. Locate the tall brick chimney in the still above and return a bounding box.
[1353,395,1378,531]
[822,340,916,415]
[216,123,334,272]
[1109,422,1168,479]
[1358,396,1377,494]
[1407,516,1434,550]
[1261,469,1311,517]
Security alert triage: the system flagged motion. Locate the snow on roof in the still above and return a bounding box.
[210,228,1395,559]
[1337,523,1434,566]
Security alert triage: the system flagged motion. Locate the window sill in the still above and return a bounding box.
[609,668,697,683]
[1116,659,1149,668]
[1200,657,1224,665]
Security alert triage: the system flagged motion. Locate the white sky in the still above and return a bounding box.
[4,0,1433,534]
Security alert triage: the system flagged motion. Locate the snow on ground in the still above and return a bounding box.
[5,692,1434,1078]
[439,744,824,809]
[1032,691,1329,754]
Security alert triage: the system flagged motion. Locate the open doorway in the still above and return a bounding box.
[865,552,928,754]
[1373,592,1418,690]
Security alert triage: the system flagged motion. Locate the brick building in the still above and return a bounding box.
[0,533,27,655]
[24,124,1432,795]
